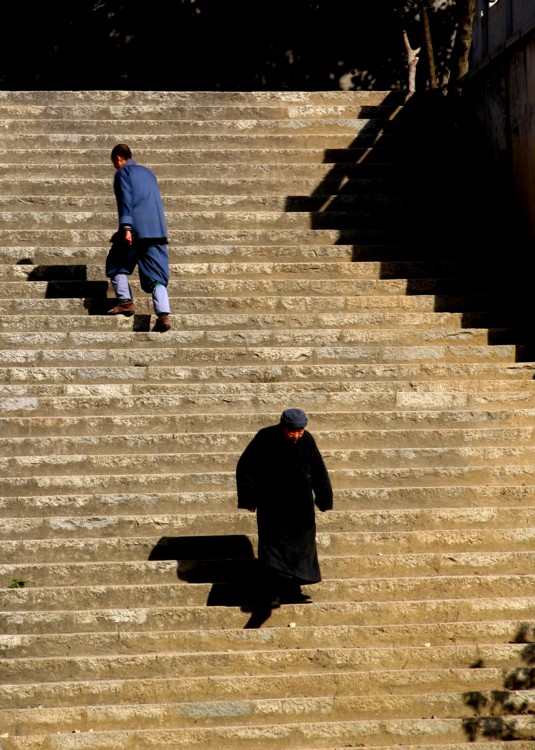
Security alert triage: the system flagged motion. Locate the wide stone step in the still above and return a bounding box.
[1,424,532,457]
[3,595,533,636]
[4,443,535,478]
[3,482,535,520]
[2,508,535,544]
[3,500,534,532]
[0,146,442,167]
[1,361,533,384]
[2,573,535,613]
[0,275,484,296]
[3,523,535,557]
[2,378,533,399]
[0,243,457,265]
[0,293,517,317]
[0,210,452,234]
[1,688,534,738]
[0,175,437,198]
[0,227,489,249]
[0,192,439,214]
[3,551,535,587]
[0,102,402,121]
[2,618,532,660]
[0,327,519,353]
[3,407,535,439]
[0,117,408,137]
[0,640,529,684]
[0,310,506,333]
[0,160,449,182]
[2,723,534,750]
[3,462,535,496]
[0,341,521,370]
[0,260,498,282]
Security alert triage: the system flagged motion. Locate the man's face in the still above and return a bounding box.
[282,426,305,443]
[111,155,127,170]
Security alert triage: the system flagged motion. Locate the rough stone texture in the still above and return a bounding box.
[0,90,534,749]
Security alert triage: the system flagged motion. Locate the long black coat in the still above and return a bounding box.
[236,425,333,584]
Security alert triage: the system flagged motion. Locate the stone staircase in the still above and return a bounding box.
[0,89,534,749]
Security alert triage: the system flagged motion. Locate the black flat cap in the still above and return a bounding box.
[280,408,308,429]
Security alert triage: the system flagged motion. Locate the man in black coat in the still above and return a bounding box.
[236,408,333,607]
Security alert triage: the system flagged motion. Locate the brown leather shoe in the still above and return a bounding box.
[108,301,135,316]
[153,314,171,332]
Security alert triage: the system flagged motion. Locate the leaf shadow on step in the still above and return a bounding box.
[284,89,535,363]
[149,534,274,625]
[461,622,535,742]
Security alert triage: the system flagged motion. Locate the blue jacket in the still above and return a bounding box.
[113,160,168,241]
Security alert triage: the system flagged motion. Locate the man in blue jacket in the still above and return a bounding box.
[106,143,172,332]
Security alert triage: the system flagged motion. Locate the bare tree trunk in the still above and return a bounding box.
[449,0,477,95]
[403,30,420,93]
[421,2,438,89]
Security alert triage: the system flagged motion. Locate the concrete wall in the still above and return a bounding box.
[466,1,535,239]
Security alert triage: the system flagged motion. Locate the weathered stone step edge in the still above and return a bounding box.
[2,619,532,660]
[1,392,532,421]
[4,464,535,496]
[3,596,533,636]
[1,731,532,750]
[0,327,515,349]
[2,362,533,383]
[0,642,528,684]
[2,503,533,531]
[0,176,443,196]
[3,550,535,586]
[3,528,535,561]
[3,485,535,519]
[0,145,444,162]
[0,194,440,213]
[5,443,535,478]
[4,513,535,547]
[4,383,533,408]
[2,575,534,612]
[0,243,446,261]
[0,345,520,370]
[0,89,397,101]
[0,227,496,245]
[0,90,399,103]
[0,294,519,315]
[3,383,533,407]
[3,409,535,440]
[1,425,531,457]
[0,120,416,138]
[0,276,502,295]
[1,689,533,736]
[0,132,412,147]
[0,103,404,121]
[0,311,512,333]
[0,213,469,234]
[0,162,452,181]
[0,260,482,279]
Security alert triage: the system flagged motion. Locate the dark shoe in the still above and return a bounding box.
[153,315,171,332]
[108,300,135,316]
[280,587,312,604]
[268,594,281,609]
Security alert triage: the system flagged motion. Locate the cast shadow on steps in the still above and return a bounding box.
[149,534,275,628]
[462,623,535,742]
[284,89,535,363]
[22,262,153,330]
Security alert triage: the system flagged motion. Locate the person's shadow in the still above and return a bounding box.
[148,534,275,628]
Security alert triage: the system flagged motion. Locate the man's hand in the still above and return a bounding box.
[124,228,133,246]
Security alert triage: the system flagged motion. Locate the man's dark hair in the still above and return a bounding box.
[111,143,132,160]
